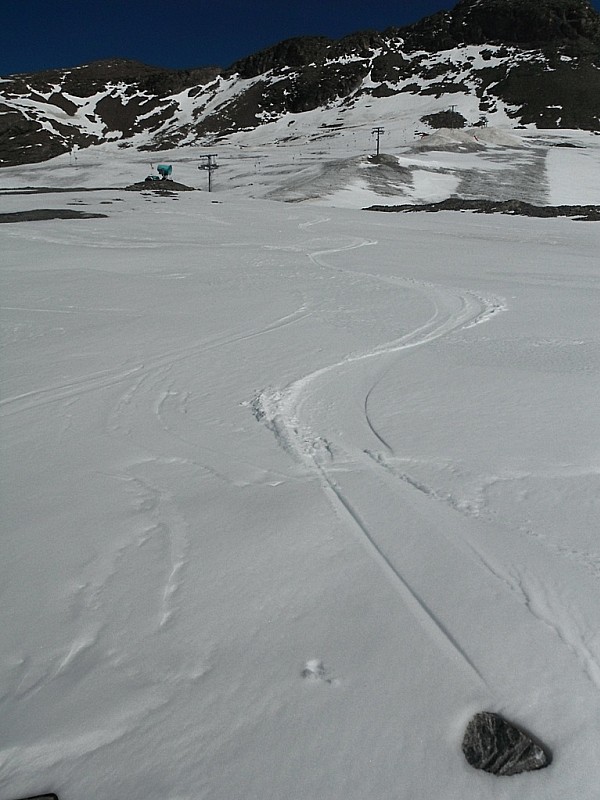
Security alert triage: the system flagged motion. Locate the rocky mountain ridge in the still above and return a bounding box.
[1,0,599,166]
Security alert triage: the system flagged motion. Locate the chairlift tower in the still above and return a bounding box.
[372,127,385,157]
[449,105,457,129]
[198,154,219,192]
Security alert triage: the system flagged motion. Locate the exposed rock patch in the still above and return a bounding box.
[124,180,196,192]
[391,0,600,51]
[366,197,600,220]
[421,110,468,129]
[462,711,551,776]
[0,209,108,223]
[13,795,59,800]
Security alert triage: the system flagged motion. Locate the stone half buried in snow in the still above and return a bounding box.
[462,712,551,776]
[12,795,59,800]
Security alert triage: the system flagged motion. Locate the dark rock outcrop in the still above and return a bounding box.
[229,37,331,79]
[0,209,108,223]
[421,110,467,129]
[461,711,551,776]
[15,795,59,800]
[394,0,600,52]
[367,197,600,221]
[124,179,195,192]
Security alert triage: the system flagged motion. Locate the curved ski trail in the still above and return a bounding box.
[254,234,506,686]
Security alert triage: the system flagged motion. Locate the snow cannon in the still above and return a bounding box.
[144,164,173,183]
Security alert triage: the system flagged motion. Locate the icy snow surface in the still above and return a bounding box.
[1,127,600,800]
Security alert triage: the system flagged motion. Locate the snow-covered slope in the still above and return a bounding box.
[2,121,600,210]
[1,126,600,799]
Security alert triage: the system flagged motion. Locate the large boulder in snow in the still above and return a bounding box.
[462,711,551,776]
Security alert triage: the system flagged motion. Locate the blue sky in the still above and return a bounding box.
[3,0,600,76]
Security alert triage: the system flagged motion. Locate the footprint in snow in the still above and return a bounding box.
[301,659,339,685]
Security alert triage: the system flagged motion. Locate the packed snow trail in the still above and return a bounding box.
[255,227,508,686]
[255,217,600,718]
[316,463,489,687]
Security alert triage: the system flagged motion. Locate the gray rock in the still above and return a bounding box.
[462,711,551,776]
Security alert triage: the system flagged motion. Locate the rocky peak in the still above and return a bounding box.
[6,59,169,96]
[452,0,600,45]
[396,0,600,51]
[230,37,332,79]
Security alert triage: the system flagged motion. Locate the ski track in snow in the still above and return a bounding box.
[254,224,509,686]
[70,303,316,633]
[0,303,310,417]
[362,450,526,591]
[362,448,600,691]
[364,452,600,584]
[99,467,191,630]
[319,466,489,687]
[254,221,600,697]
[513,570,600,690]
[0,300,317,719]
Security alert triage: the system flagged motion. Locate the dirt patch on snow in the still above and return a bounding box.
[125,180,196,192]
[0,208,108,223]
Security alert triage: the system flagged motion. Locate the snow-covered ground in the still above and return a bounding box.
[1,128,600,800]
